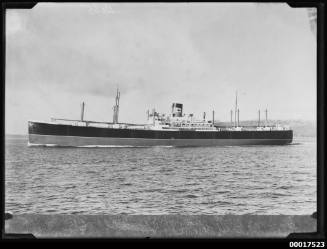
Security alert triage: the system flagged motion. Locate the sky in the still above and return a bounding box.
[5,3,316,134]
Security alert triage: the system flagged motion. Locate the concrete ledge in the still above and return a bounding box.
[5,214,316,238]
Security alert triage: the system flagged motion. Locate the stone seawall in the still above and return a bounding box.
[5,214,316,238]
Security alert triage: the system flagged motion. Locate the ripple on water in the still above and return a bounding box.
[5,136,317,215]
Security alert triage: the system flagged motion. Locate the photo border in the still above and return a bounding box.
[0,0,325,243]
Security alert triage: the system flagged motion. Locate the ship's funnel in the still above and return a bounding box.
[171,103,183,117]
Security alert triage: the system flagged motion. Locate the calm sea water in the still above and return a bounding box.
[5,136,316,215]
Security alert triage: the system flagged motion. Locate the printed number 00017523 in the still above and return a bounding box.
[290,242,325,248]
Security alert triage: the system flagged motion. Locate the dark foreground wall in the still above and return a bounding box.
[5,215,316,238]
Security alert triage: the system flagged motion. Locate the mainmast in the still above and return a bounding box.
[113,88,120,124]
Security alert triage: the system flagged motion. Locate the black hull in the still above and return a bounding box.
[28,121,293,147]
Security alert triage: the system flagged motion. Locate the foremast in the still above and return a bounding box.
[112,88,120,124]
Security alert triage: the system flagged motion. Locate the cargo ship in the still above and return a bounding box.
[28,90,293,147]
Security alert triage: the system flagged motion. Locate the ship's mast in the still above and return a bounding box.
[80,102,85,121]
[146,110,150,121]
[113,88,120,124]
[258,109,261,127]
[237,108,240,127]
[234,91,238,127]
